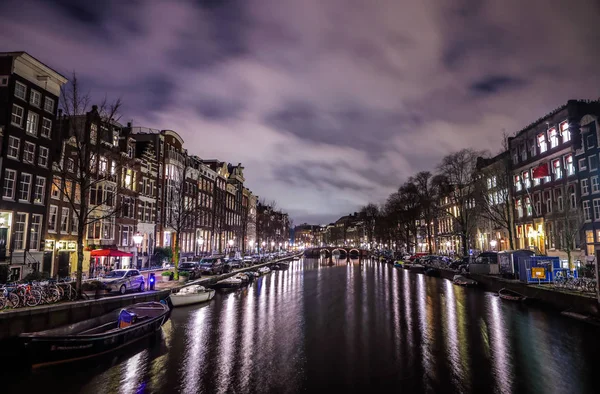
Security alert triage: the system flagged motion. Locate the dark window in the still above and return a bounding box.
[587,133,596,149]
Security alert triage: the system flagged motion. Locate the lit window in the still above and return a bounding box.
[51,176,61,199]
[586,229,594,243]
[514,175,522,191]
[525,197,532,216]
[11,104,24,127]
[38,146,49,168]
[560,121,570,142]
[523,171,531,189]
[14,81,26,100]
[7,136,20,159]
[26,111,39,135]
[553,159,562,180]
[564,154,575,176]
[538,133,547,153]
[548,127,559,148]
[30,90,41,107]
[41,118,52,138]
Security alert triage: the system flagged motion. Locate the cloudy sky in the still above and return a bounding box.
[2,0,600,224]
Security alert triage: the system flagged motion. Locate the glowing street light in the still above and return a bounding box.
[490,239,497,250]
[132,232,143,269]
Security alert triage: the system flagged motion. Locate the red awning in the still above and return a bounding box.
[90,249,134,257]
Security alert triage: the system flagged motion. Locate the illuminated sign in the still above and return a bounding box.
[532,267,546,278]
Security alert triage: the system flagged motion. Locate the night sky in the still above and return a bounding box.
[2,0,600,224]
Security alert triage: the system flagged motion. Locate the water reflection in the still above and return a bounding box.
[8,258,600,394]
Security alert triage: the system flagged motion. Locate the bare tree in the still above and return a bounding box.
[437,149,488,255]
[359,203,379,245]
[163,163,207,279]
[56,72,123,295]
[475,149,516,250]
[554,184,584,271]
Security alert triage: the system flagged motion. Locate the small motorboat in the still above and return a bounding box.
[20,301,169,369]
[170,285,215,307]
[214,276,244,288]
[257,266,271,275]
[393,261,404,268]
[235,273,252,283]
[425,268,440,277]
[453,275,477,287]
[498,288,526,302]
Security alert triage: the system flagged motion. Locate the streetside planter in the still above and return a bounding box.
[81,280,107,299]
[179,271,190,283]
[161,272,172,282]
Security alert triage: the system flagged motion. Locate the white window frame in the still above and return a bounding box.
[537,133,547,153]
[589,156,598,172]
[41,117,52,138]
[565,154,575,176]
[2,169,17,200]
[18,173,32,202]
[51,176,61,199]
[11,104,24,127]
[26,111,39,136]
[38,146,49,168]
[60,207,70,233]
[592,176,599,194]
[44,97,55,113]
[579,158,588,171]
[14,81,26,100]
[13,213,28,250]
[553,159,562,180]
[29,214,42,250]
[7,136,20,159]
[583,200,592,221]
[560,121,570,142]
[594,199,600,221]
[23,141,35,164]
[548,127,559,149]
[582,179,589,196]
[48,205,58,232]
[30,89,41,107]
[33,176,46,204]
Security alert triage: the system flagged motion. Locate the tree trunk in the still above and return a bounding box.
[461,232,468,256]
[173,233,180,280]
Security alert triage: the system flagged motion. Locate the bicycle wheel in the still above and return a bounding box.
[68,285,78,301]
[26,290,42,307]
[6,292,20,308]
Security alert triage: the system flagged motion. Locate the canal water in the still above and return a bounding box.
[6,259,600,393]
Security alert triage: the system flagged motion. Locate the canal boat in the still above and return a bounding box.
[20,301,170,369]
[452,275,477,287]
[272,262,290,270]
[498,288,526,302]
[257,266,271,275]
[169,285,215,307]
[393,261,404,268]
[214,276,244,288]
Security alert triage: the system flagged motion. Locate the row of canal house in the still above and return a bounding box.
[506,100,600,264]
[0,52,260,281]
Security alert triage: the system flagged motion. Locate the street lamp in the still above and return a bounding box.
[271,241,275,252]
[133,232,143,269]
[261,241,266,259]
[490,239,497,251]
[228,239,234,256]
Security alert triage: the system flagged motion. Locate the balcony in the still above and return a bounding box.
[165,150,186,165]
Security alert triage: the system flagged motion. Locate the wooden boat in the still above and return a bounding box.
[214,276,244,288]
[20,301,169,369]
[498,288,526,302]
[169,285,215,307]
[452,275,477,287]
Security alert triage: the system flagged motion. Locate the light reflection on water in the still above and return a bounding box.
[10,258,600,394]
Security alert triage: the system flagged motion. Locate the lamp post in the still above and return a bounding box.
[279,242,282,254]
[133,232,143,269]
[249,239,254,256]
[271,241,275,252]
[261,241,266,259]
[490,239,497,251]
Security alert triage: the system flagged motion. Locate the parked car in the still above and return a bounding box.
[243,255,254,266]
[178,262,201,279]
[198,257,228,275]
[99,269,145,294]
[229,258,243,270]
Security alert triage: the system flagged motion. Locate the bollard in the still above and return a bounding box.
[149,273,156,291]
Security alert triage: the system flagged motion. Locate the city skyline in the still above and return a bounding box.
[2,0,600,224]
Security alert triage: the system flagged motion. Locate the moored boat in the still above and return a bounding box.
[393,261,403,268]
[20,301,169,369]
[170,285,215,307]
[498,288,526,302]
[214,276,244,288]
[452,275,477,287]
[257,266,271,275]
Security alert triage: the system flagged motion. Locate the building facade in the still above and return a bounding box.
[0,52,67,281]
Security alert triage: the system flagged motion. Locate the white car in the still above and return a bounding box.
[99,269,145,294]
